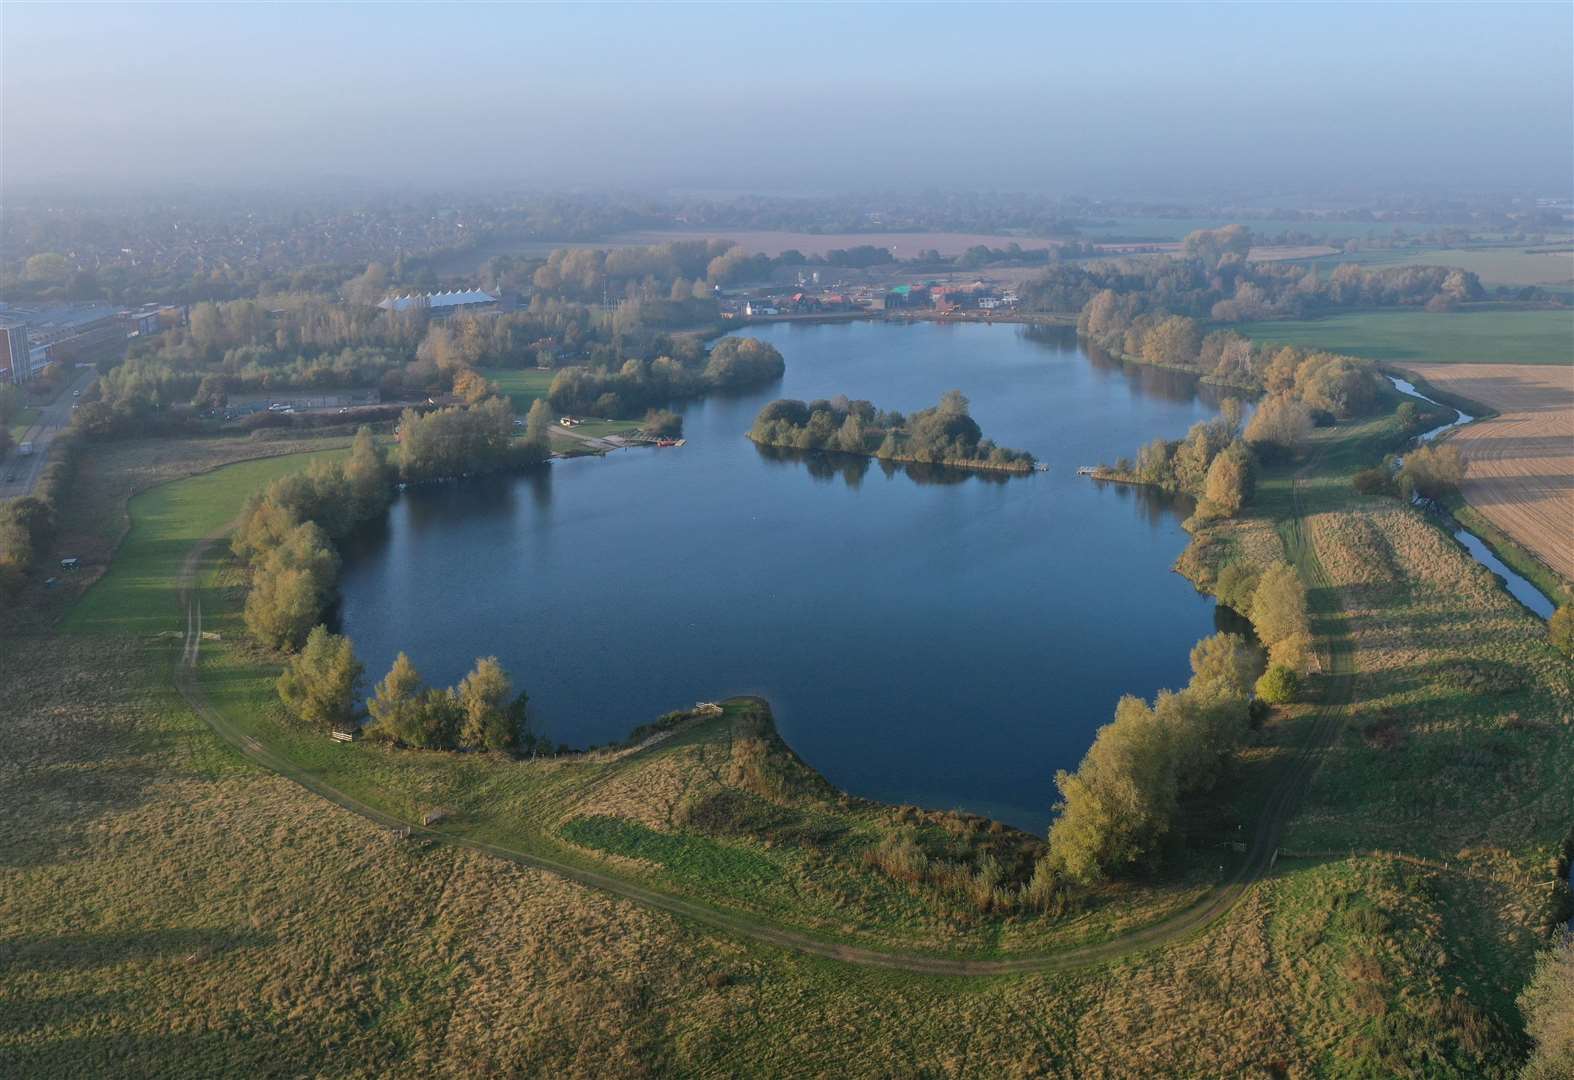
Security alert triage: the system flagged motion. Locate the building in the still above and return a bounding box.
[377,289,498,316]
[25,305,129,367]
[0,322,32,384]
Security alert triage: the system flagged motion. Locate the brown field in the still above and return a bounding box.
[1406,363,1574,583]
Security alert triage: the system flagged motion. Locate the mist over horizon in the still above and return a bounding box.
[4,1,1571,202]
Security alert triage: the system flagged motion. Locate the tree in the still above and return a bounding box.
[1549,606,1574,658]
[1251,562,1311,659]
[1244,394,1312,458]
[1202,441,1253,517]
[343,426,392,521]
[1140,316,1203,367]
[1517,933,1574,1080]
[276,626,362,731]
[1399,443,1465,500]
[453,366,494,405]
[524,398,553,449]
[1215,562,1261,614]
[24,252,70,284]
[642,408,683,437]
[1189,633,1264,699]
[1048,695,1179,883]
[456,656,523,751]
[244,566,321,650]
[1254,664,1300,704]
[367,652,427,745]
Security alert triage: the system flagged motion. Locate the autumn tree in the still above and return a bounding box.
[1189,632,1265,699]
[366,652,426,745]
[276,626,363,731]
[1244,394,1313,458]
[1200,441,1253,518]
[456,656,524,751]
[1399,443,1465,500]
[1251,562,1313,672]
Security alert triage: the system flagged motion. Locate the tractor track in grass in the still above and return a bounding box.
[171,452,1353,975]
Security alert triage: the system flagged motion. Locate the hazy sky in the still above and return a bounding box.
[4,2,1571,198]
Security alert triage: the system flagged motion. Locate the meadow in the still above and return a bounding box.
[2,390,1570,1074]
[1238,308,1574,366]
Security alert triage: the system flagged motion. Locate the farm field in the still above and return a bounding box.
[1239,308,1574,366]
[1294,245,1574,290]
[1405,363,1574,585]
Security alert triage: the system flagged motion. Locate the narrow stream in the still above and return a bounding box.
[1384,375,1555,620]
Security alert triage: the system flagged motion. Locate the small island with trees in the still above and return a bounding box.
[748,389,1036,474]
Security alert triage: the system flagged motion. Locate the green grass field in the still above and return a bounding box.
[63,449,347,637]
[1238,308,1574,365]
[479,367,554,411]
[1293,245,1574,290]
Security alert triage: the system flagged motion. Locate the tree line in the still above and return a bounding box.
[749,390,1034,472]
[1047,560,1313,883]
[233,423,540,751]
[546,337,784,418]
[1018,224,1496,323]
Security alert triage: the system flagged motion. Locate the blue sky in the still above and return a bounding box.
[4,2,1570,195]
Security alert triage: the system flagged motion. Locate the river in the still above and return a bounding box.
[339,321,1243,831]
[1384,374,1555,619]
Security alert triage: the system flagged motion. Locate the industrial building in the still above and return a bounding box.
[377,289,499,316]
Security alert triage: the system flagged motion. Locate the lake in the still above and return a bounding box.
[338,320,1239,832]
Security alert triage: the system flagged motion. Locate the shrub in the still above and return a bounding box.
[1352,467,1394,496]
[1399,443,1465,500]
[1548,606,1573,658]
[1255,664,1300,704]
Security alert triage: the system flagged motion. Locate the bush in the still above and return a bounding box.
[1352,467,1394,496]
[642,408,683,437]
[1551,607,1574,659]
[1255,664,1300,704]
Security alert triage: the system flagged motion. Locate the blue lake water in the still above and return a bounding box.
[338,321,1239,831]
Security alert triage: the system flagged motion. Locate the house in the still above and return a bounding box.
[744,300,780,317]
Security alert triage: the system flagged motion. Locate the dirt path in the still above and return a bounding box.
[171,466,1353,975]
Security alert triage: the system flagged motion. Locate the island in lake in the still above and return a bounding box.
[748,389,1035,473]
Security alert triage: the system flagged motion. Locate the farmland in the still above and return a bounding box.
[1295,245,1574,291]
[1405,363,1574,587]
[1239,308,1574,366]
[2,392,1571,1074]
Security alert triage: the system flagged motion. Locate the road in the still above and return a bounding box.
[170,448,1355,975]
[0,368,95,500]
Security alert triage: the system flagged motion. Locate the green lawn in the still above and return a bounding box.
[1238,308,1574,365]
[7,406,39,440]
[64,449,347,637]
[479,367,554,411]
